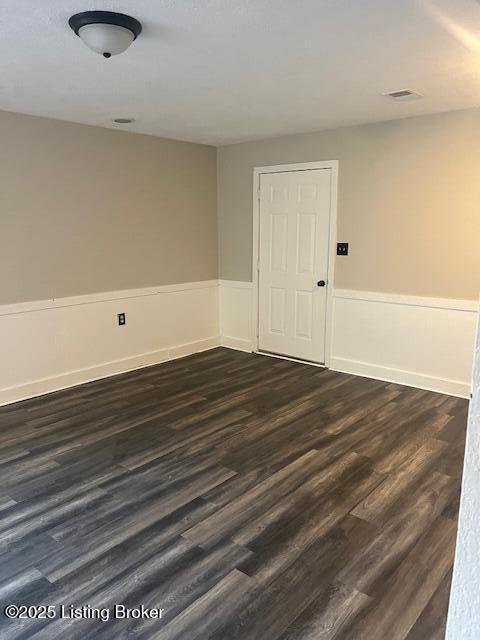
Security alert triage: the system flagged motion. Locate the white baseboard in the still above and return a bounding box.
[221,335,255,352]
[0,336,220,407]
[330,357,471,399]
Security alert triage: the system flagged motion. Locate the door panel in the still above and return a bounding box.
[270,213,288,273]
[258,168,331,363]
[296,213,316,274]
[295,290,313,339]
[269,288,286,335]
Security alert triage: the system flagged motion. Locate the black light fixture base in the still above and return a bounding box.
[68,11,142,40]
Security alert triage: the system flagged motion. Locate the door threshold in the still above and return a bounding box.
[256,350,326,368]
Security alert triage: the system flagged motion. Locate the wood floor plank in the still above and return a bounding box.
[405,569,453,640]
[278,581,372,640]
[182,449,331,549]
[338,471,455,596]
[351,438,449,523]
[150,569,258,640]
[344,516,456,640]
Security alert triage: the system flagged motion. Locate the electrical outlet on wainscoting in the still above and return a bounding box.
[117,313,126,326]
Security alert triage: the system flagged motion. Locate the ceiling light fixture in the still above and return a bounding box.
[113,118,135,124]
[69,11,142,58]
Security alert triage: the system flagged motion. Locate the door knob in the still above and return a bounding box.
[317,280,326,287]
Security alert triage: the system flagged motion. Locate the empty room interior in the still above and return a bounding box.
[1,2,480,639]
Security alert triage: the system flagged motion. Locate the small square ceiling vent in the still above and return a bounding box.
[383,89,423,101]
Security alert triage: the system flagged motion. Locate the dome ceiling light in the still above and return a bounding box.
[69,11,142,58]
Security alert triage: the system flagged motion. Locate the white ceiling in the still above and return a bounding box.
[1,0,479,145]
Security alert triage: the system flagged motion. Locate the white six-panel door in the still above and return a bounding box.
[258,168,331,363]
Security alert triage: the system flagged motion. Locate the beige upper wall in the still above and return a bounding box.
[0,110,217,305]
[218,108,480,300]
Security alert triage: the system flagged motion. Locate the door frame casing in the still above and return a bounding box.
[252,160,339,367]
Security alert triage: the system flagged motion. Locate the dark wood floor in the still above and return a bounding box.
[0,348,468,640]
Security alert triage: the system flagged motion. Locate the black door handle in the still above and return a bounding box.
[317,280,326,287]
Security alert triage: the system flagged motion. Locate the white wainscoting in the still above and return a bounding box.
[331,289,478,398]
[2,281,477,406]
[219,279,256,352]
[0,280,220,406]
[218,280,478,398]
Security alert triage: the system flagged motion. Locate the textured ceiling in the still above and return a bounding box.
[0,0,479,145]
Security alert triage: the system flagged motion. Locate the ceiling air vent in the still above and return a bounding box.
[383,89,423,101]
